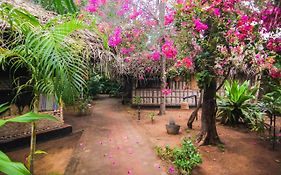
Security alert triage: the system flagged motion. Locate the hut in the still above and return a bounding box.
[0,0,115,146]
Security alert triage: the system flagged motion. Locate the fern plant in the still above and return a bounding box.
[217,80,264,131]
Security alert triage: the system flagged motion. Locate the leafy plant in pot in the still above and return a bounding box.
[166,118,180,135]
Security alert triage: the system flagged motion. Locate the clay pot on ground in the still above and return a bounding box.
[166,120,180,135]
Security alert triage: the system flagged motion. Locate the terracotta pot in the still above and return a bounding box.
[166,124,180,135]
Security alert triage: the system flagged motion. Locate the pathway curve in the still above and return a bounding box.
[65,97,164,175]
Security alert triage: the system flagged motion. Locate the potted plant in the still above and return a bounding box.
[166,118,181,135]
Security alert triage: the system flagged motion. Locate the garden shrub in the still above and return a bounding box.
[217,80,265,131]
[88,73,103,97]
[88,73,122,97]
[155,139,202,175]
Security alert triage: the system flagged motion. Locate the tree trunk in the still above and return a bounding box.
[29,94,39,174]
[197,78,221,145]
[187,90,203,129]
[158,0,166,115]
[29,122,36,174]
[254,69,262,103]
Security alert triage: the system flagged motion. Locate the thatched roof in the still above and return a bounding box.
[0,0,166,78]
[0,0,118,75]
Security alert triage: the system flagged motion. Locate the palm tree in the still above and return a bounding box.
[0,3,89,173]
[32,0,79,14]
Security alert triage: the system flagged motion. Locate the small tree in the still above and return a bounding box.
[172,0,280,145]
[0,4,88,173]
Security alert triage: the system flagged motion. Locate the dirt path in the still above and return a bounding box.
[7,97,281,175]
[65,97,164,175]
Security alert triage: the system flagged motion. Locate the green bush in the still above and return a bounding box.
[155,145,173,161]
[155,139,202,175]
[261,86,281,116]
[88,73,103,97]
[217,80,265,131]
[172,139,202,175]
[88,73,122,97]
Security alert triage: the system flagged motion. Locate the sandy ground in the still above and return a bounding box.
[6,96,281,175]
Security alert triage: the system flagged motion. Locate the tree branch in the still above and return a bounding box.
[216,66,231,91]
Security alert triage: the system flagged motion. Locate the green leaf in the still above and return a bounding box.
[0,103,9,114]
[0,112,58,127]
[0,151,31,175]
[34,150,48,155]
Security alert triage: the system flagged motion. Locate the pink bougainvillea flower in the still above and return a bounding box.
[270,67,281,78]
[139,75,145,80]
[145,20,158,27]
[86,4,98,12]
[120,47,134,55]
[124,57,130,63]
[162,41,177,59]
[128,170,133,175]
[235,15,255,41]
[162,88,172,95]
[194,19,208,32]
[151,51,161,61]
[145,67,152,73]
[213,8,220,16]
[175,60,182,67]
[176,0,184,4]
[129,9,143,20]
[164,13,174,25]
[261,5,281,31]
[182,57,193,68]
[181,21,188,27]
[132,29,141,38]
[100,0,107,5]
[255,54,264,65]
[108,27,122,47]
[267,38,281,53]
[168,166,175,174]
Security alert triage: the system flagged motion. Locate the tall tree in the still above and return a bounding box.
[158,0,166,115]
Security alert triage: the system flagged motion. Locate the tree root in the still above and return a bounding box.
[196,131,222,146]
